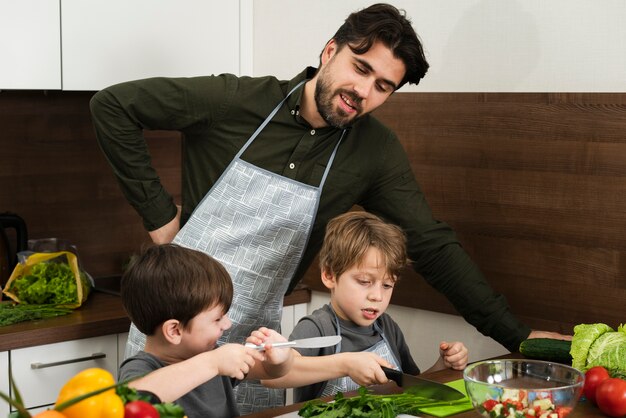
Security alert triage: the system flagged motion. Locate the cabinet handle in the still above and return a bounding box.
[30,352,106,369]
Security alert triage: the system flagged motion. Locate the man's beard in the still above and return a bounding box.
[314,70,362,130]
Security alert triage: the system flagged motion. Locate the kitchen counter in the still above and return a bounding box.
[241,355,603,418]
[0,283,311,352]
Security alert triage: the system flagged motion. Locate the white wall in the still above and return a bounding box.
[251,0,626,92]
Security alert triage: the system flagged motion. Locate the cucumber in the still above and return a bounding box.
[518,338,573,364]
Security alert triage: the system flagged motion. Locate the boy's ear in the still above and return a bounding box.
[320,268,337,290]
[162,319,183,345]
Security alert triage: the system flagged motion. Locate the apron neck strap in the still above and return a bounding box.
[318,129,346,190]
[234,80,307,160]
[234,79,347,190]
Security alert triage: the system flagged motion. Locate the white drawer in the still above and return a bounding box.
[10,335,118,410]
[1,351,8,417]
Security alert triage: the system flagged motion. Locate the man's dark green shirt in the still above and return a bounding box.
[90,67,531,351]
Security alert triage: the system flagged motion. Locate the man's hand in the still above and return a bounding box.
[528,330,572,341]
[148,205,181,244]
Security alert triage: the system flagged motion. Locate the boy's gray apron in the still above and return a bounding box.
[124,80,346,414]
[321,306,401,397]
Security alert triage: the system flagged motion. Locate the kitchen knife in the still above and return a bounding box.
[245,335,342,351]
[382,366,466,401]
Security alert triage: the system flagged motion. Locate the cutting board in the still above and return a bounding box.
[274,379,474,418]
[417,379,474,417]
[274,411,420,418]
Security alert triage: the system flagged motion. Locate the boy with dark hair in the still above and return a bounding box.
[119,244,293,417]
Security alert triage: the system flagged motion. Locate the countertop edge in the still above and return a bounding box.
[1,285,311,352]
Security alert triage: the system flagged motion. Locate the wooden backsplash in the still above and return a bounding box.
[2,90,625,334]
[311,93,626,334]
[0,91,181,282]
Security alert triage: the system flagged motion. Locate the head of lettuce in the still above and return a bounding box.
[2,251,91,308]
[571,323,626,373]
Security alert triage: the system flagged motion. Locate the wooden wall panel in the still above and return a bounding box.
[312,92,626,334]
[0,91,180,280]
[2,90,625,335]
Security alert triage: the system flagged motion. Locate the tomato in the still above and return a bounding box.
[584,365,610,405]
[503,399,523,410]
[123,400,160,418]
[595,378,626,417]
[554,405,573,418]
[482,399,498,411]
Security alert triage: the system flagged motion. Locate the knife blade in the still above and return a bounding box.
[245,335,342,351]
[382,366,466,401]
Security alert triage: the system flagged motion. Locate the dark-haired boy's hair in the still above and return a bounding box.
[121,244,233,335]
[327,3,429,89]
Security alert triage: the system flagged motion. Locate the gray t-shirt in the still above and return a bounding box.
[119,351,240,418]
[289,304,420,402]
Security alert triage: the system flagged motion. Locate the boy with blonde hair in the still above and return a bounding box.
[255,211,467,401]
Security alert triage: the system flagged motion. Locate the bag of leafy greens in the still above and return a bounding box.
[2,251,91,308]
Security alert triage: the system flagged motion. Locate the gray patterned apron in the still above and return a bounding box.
[321,306,401,397]
[125,80,346,415]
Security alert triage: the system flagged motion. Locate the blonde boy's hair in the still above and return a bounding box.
[319,211,410,280]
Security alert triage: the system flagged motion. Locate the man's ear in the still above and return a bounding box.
[320,268,337,290]
[321,39,338,66]
[162,319,183,345]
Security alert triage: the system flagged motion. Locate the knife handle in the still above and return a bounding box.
[244,341,297,351]
[381,366,403,386]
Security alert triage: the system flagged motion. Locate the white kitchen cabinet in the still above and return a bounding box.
[280,303,308,337]
[61,0,242,91]
[0,0,62,90]
[1,351,8,417]
[118,331,129,366]
[281,302,308,405]
[9,335,118,411]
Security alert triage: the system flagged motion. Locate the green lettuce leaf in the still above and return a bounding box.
[12,261,79,305]
[570,323,613,370]
[586,330,626,371]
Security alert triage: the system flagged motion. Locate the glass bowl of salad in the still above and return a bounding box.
[463,359,584,418]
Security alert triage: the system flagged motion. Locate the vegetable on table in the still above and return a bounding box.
[10,262,80,305]
[595,377,626,417]
[570,323,626,373]
[478,388,571,418]
[54,368,124,418]
[1,368,186,418]
[519,338,573,364]
[124,401,159,418]
[583,366,610,405]
[2,251,91,309]
[124,400,160,418]
[0,302,73,327]
[116,384,185,418]
[298,386,470,418]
